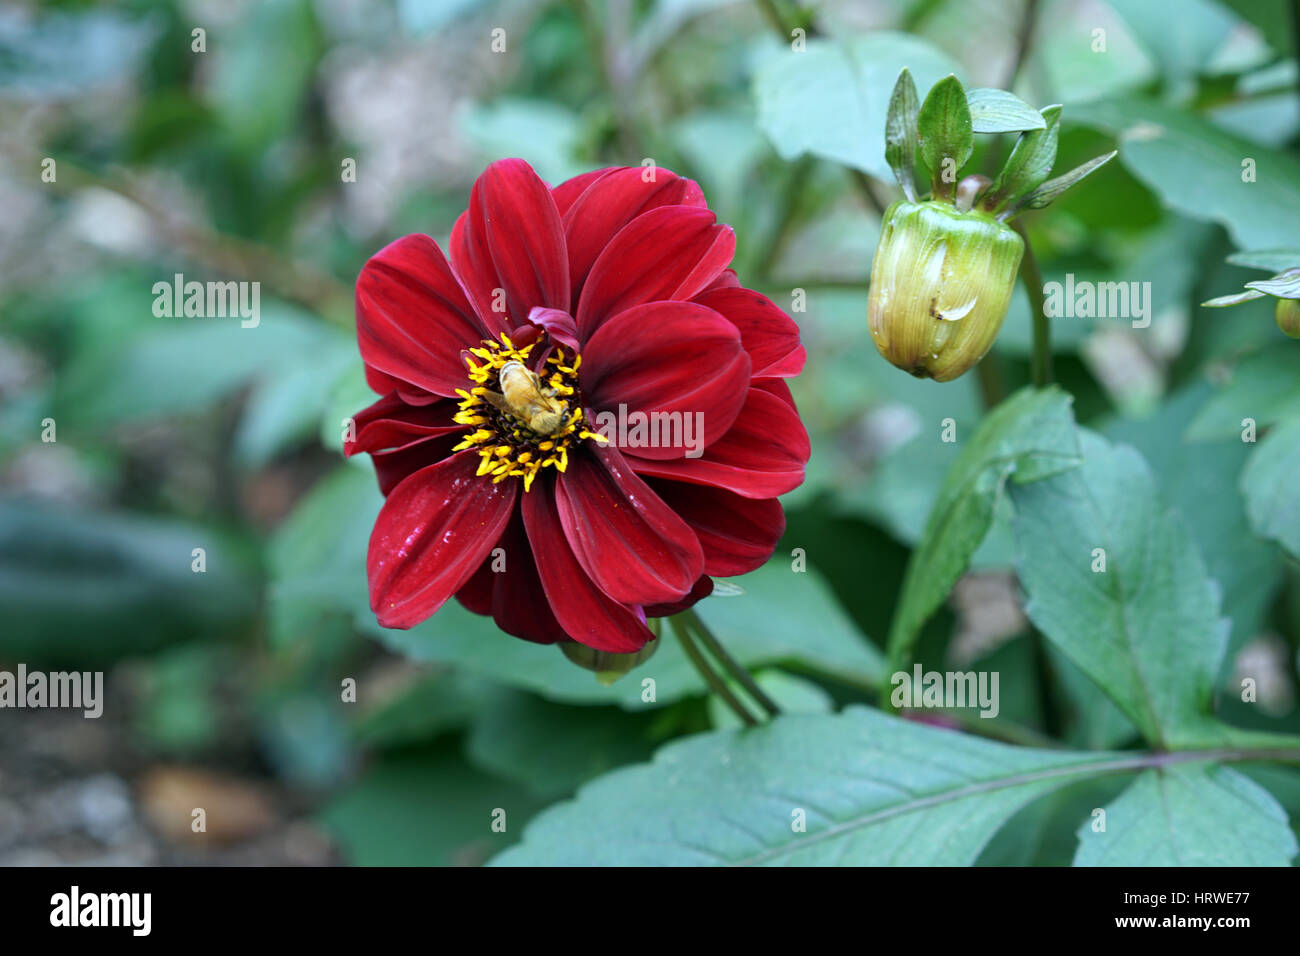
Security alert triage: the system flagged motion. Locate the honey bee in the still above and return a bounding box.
[481,361,569,436]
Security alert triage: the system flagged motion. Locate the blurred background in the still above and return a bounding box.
[1,0,1297,866]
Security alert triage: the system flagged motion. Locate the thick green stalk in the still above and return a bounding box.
[679,607,783,719]
[672,615,759,726]
[1013,219,1052,387]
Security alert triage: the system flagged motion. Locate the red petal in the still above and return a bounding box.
[646,479,785,576]
[522,474,653,652]
[625,386,809,498]
[449,209,511,338]
[456,509,567,645]
[371,434,463,496]
[345,394,463,457]
[562,167,705,301]
[754,377,798,408]
[693,287,806,378]
[363,365,440,406]
[455,559,495,616]
[581,301,750,460]
[551,167,613,215]
[642,574,714,617]
[555,444,703,605]
[368,450,517,628]
[527,307,581,352]
[575,206,735,340]
[356,234,487,397]
[488,510,568,645]
[700,268,741,293]
[472,159,570,323]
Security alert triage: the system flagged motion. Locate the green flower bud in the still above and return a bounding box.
[868,199,1024,382]
[1276,297,1300,339]
[560,637,659,684]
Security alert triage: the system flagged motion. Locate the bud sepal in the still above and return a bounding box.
[1202,254,1300,340]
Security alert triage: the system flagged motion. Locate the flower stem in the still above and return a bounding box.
[671,615,759,726]
[679,607,783,719]
[1012,220,1052,387]
[754,0,792,35]
[753,155,813,279]
[1005,0,1041,91]
[568,0,648,158]
[849,169,889,218]
[974,352,1008,408]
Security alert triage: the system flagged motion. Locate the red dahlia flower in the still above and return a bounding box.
[346,158,810,653]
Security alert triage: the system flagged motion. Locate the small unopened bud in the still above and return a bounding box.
[560,638,659,683]
[868,200,1024,382]
[1276,298,1300,339]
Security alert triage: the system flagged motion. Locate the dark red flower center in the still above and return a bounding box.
[451,332,606,491]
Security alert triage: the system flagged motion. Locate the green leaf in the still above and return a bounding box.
[1228,249,1300,273]
[362,560,885,706]
[670,110,767,222]
[1051,649,1139,750]
[999,217,1214,356]
[1105,384,1279,661]
[1074,764,1298,866]
[1108,0,1245,95]
[1209,85,1300,148]
[318,743,547,866]
[353,672,504,750]
[1010,430,1228,748]
[1241,419,1300,558]
[258,687,353,787]
[210,0,322,153]
[1014,150,1117,213]
[1071,98,1300,250]
[234,335,353,467]
[1186,350,1300,440]
[885,386,1082,674]
[460,98,585,185]
[54,303,337,429]
[1029,1,1156,101]
[1216,0,1292,39]
[0,500,257,666]
[989,105,1061,210]
[699,562,886,687]
[917,74,972,198]
[855,430,1019,571]
[268,465,380,648]
[466,693,660,799]
[1238,765,1300,846]
[977,773,1131,866]
[131,645,224,753]
[752,32,960,182]
[884,68,919,200]
[493,708,1127,866]
[965,88,1047,133]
